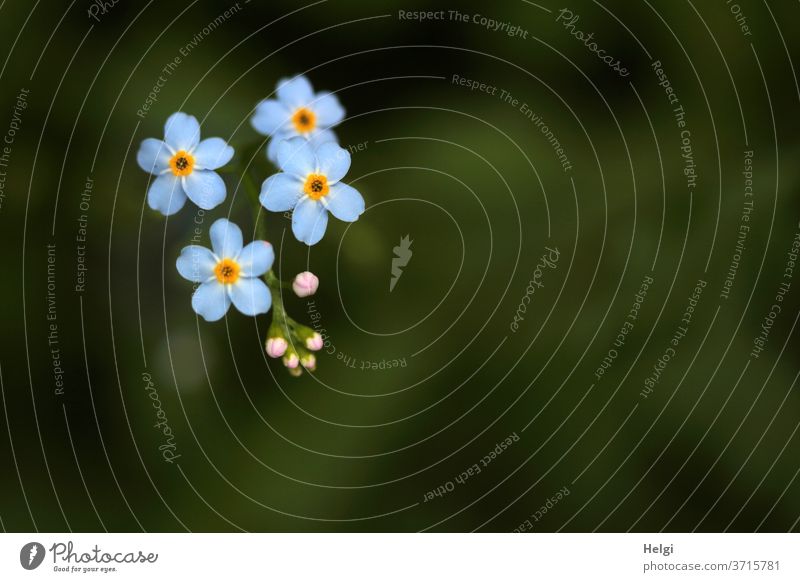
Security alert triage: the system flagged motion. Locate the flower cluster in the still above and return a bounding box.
[136,75,363,376]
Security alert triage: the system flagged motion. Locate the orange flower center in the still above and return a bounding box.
[169,150,195,176]
[214,258,240,284]
[291,107,316,134]
[303,173,329,200]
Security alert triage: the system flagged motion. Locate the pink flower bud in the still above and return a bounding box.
[301,354,316,371]
[266,337,288,358]
[306,332,323,351]
[292,271,319,297]
[283,352,299,369]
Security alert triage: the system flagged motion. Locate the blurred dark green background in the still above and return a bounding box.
[1,0,800,532]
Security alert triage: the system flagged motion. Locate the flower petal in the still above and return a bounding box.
[259,172,303,212]
[292,198,329,245]
[191,280,231,322]
[265,132,285,163]
[325,182,365,222]
[277,136,317,177]
[312,92,345,126]
[276,75,314,107]
[267,128,336,163]
[308,128,338,149]
[147,173,187,216]
[193,137,234,170]
[209,218,243,258]
[315,141,350,183]
[137,138,171,174]
[251,99,291,136]
[182,170,226,210]
[164,112,201,151]
[237,241,274,277]
[228,277,272,316]
[176,245,217,282]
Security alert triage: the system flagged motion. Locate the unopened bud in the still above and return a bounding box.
[266,337,288,358]
[283,352,299,369]
[292,271,319,297]
[300,353,316,371]
[306,332,323,351]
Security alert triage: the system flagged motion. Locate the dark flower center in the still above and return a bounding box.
[303,173,330,200]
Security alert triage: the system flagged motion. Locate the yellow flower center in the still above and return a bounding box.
[214,258,240,284]
[303,173,329,200]
[291,107,316,134]
[169,150,195,176]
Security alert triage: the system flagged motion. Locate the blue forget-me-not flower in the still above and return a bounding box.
[176,218,274,321]
[259,137,365,245]
[250,75,344,163]
[137,112,234,215]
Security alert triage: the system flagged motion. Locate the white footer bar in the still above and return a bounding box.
[1,533,797,580]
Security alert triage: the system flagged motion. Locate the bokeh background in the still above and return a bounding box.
[1,0,800,532]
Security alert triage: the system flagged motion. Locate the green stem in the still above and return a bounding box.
[266,270,287,318]
[242,169,266,240]
[235,144,289,326]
